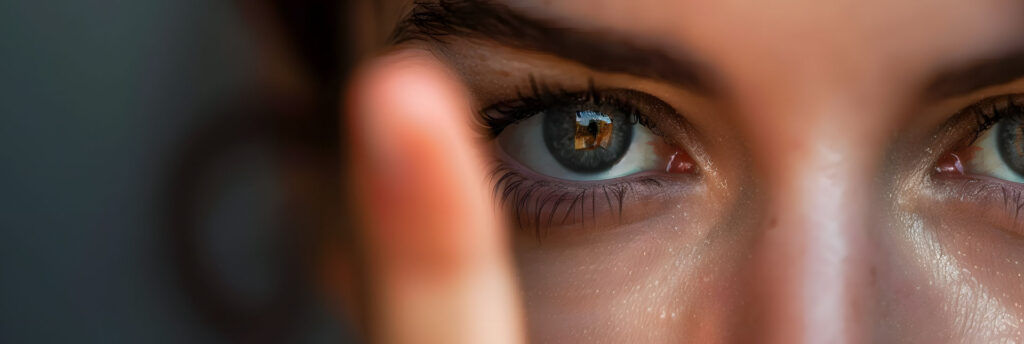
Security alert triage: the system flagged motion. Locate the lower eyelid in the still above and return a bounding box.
[927,176,1024,236]
[488,161,686,235]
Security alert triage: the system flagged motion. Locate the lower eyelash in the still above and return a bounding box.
[972,182,1024,231]
[930,176,1024,232]
[489,163,662,239]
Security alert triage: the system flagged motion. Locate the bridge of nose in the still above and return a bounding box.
[732,97,887,343]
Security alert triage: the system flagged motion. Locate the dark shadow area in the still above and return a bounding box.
[0,0,356,342]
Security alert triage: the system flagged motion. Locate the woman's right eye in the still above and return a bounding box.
[488,89,695,182]
[478,83,702,231]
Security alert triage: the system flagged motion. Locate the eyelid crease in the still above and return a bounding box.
[925,49,1024,101]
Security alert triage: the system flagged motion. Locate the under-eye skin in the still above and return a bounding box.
[932,94,1024,233]
[476,78,697,234]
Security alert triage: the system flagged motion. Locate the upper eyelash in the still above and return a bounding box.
[962,94,1024,144]
[474,76,654,138]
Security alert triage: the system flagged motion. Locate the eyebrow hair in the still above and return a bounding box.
[925,49,1024,100]
[390,0,718,95]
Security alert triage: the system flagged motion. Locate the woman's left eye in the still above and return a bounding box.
[944,95,1024,182]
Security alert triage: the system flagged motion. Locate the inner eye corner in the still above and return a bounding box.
[930,93,1024,184]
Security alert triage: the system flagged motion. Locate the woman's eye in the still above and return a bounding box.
[491,94,692,181]
[948,95,1024,182]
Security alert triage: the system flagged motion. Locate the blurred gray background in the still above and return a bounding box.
[0,0,348,342]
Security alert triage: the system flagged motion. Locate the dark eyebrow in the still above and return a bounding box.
[925,48,1024,100]
[391,0,719,95]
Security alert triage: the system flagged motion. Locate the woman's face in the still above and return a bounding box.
[357,0,1024,342]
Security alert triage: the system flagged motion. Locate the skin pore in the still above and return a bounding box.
[345,0,1024,342]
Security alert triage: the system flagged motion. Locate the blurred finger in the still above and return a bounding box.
[346,50,524,344]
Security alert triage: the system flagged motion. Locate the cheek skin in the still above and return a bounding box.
[927,214,1024,336]
[511,172,749,342]
[879,191,1024,341]
[514,213,744,343]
